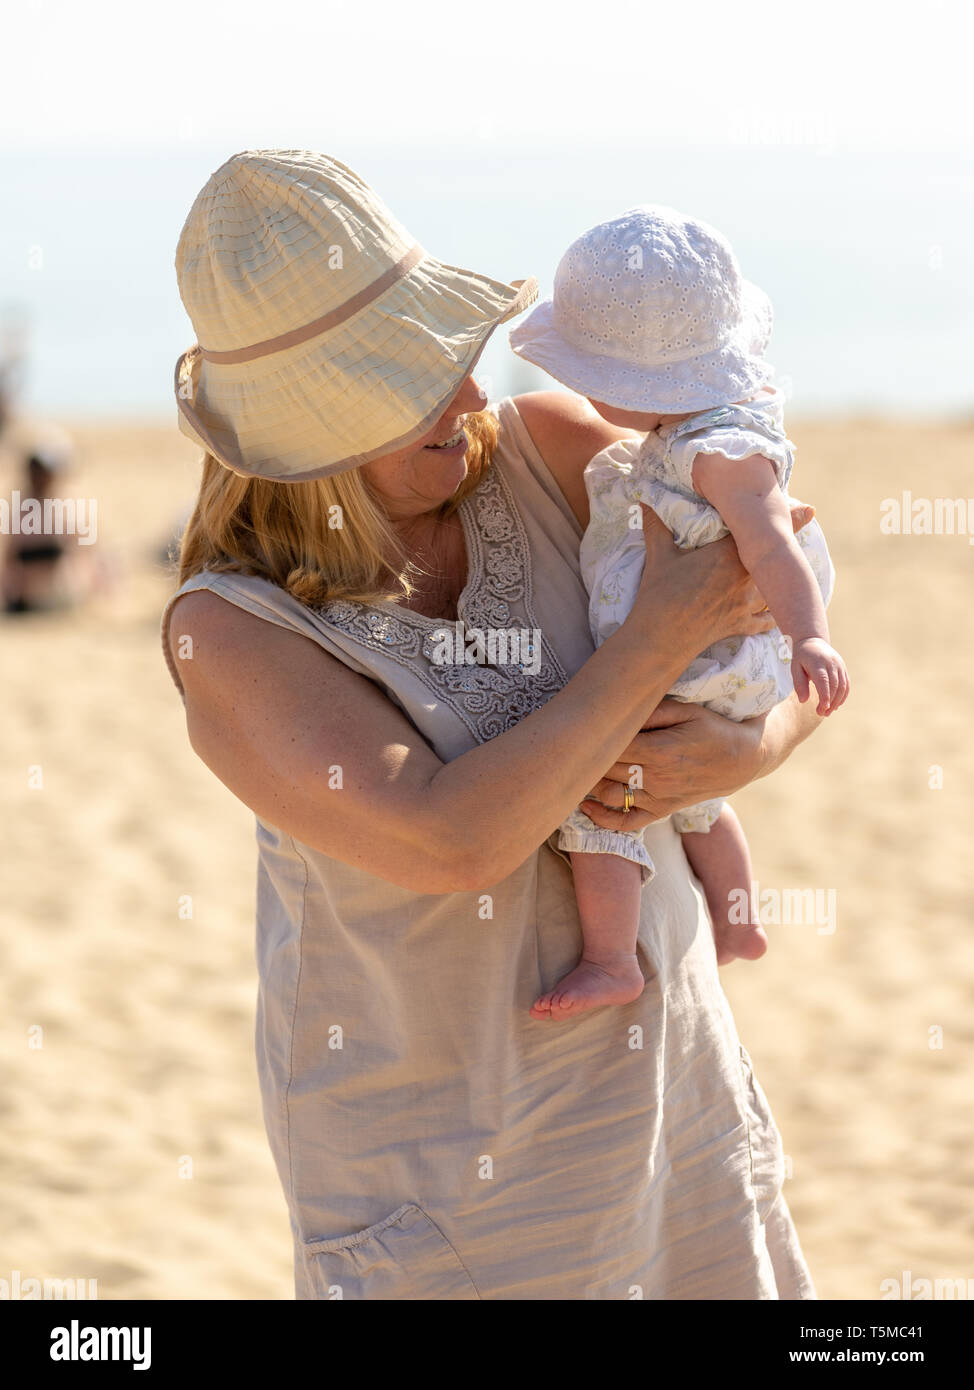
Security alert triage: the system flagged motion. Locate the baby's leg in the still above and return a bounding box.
[681,804,768,965]
[530,852,644,1021]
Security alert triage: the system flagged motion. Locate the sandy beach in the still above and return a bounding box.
[2,411,972,1300]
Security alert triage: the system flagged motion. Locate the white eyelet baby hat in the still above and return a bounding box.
[509,205,774,413]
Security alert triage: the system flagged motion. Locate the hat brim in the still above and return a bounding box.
[508,279,774,414]
[175,257,539,482]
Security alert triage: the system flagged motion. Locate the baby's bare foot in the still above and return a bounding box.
[530,954,644,1021]
[713,922,769,966]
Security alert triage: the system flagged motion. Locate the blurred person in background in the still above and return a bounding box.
[1,428,93,615]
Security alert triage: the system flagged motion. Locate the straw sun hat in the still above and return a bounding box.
[509,205,774,414]
[174,150,538,481]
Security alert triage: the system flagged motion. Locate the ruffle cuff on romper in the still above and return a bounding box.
[557,806,656,885]
[671,797,724,836]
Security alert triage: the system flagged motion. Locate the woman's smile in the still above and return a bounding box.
[423,428,468,456]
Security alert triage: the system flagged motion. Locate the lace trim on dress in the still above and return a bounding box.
[316,458,569,744]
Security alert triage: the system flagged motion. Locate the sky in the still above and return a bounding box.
[1,0,972,417]
[3,0,971,155]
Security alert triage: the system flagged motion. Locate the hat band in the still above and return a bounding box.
[198,243,427,366]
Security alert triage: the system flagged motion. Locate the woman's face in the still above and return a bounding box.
[361,374,488,521]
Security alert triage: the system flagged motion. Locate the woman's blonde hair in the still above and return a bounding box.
[176,410,498,608]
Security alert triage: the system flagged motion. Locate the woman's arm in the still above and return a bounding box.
[171,508,772,895]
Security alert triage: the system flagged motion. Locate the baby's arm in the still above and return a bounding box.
[691,452,849,715]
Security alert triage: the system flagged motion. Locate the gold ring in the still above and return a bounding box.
[622,784,635,813]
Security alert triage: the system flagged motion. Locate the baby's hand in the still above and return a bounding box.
[790,637,850,716]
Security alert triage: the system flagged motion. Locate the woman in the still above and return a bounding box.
[163,150,821,1300]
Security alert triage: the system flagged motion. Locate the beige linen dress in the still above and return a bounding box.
[161,396,815,1301]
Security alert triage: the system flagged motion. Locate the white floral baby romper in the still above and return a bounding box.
[557,387,835,880]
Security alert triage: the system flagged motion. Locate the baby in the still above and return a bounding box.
[510,206,849,1020]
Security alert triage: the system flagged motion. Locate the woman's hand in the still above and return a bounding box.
[625,503,767,654]
[578,700,760,829]
[622,497,816,660]
[581,693,823,831]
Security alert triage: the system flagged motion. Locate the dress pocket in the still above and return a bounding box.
[739,1044,786,1222]
[301,1203,481,1301]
